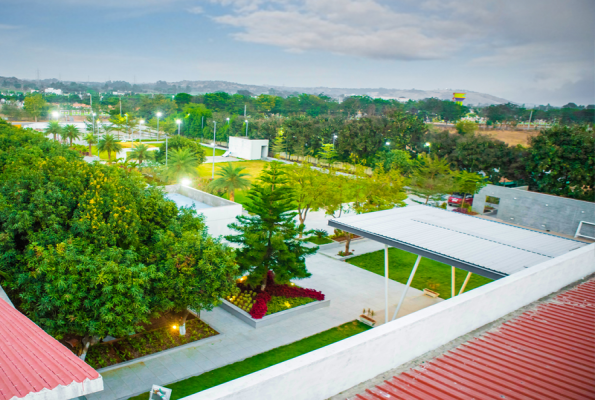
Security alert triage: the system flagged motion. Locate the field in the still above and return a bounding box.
[196,160,268,205]
[444,127,538,147]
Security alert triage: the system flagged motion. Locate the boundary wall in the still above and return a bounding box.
[181,243,595,400]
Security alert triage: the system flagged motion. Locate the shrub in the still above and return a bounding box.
[455,120,478,135]
[249,292,271,319]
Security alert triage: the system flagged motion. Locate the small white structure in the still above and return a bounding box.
[228,136,269,160]
[164,184,243,237]
[44,88,63,95]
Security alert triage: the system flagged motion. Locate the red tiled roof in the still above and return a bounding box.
[0,299,102,400]
[354,279,595,400]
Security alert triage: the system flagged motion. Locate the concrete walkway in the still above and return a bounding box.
[204,156,240,163]
[87,252,442,400]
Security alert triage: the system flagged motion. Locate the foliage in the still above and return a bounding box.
[23,93,47,121]
[455,170,488,207]
[409,153,457,204]
[225,162,317,289]
[271,128,286,157]
[127,143,154,165]
[373,149,413,173]
[97,133,123,162]
[83,133,97,155]
[45,120,62,141]
[161,147,201,183]
[127,321,371,400]
[284,163,329,231]
[62,124,81,146]
[526,125,594,200]
[266,296,314,315]
[455,120,478,135]
[318,143,338,164]
[155,135,206,164]
[208,162,251,202]
[0,122,238,356]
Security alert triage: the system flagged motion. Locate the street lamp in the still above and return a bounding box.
[245,120,248,137]
[139,119,145,143]
[156,112,162,138]
[425,142,431,154]
[176,119,181,135]
[92,112,97,135]
[385,141,390,146]
[181,178,191,186]
[333,134,338,146]
[212,121,217,179]
[52,111,59,121]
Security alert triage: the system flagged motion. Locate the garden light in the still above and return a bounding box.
[425,142,431,147]
[181,178,191,186]
[52,111,59,118]
[386,141,390,146]
[172,325,178,330]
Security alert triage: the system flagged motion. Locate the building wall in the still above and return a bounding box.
[165,185,243,237]
[472,184,595,237]
[229,137,269,160]
[180,243,595,400]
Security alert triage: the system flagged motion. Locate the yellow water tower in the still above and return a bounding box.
[452,92,466,105]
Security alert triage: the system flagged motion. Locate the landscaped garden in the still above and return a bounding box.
[85,316,218,369]
[128,320,371,400]
[226,271,324,319]
[348,247,493,299]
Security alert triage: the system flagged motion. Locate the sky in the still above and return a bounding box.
[0,0,593,105]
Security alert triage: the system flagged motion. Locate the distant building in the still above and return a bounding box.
[44,88,63,95]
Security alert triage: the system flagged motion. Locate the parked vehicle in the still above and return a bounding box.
[447,193,474,207]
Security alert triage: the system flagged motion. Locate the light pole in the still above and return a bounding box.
[139,120,144,143]
[201,116,204,131]
[245,120,248,137]
[52,111,59,122]
[156,112,162,139]
[333,134,337,146]
[119,97,122,116]
[166,135,168,166]
[92,112,96,136]
[425,142,431,154]
[176,119,181,135]
[125,113,129,140]
[212,121,217,179]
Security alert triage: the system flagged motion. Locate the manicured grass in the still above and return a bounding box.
[128,321,370,400]
[348,248,493,299]
[305,236,333,245]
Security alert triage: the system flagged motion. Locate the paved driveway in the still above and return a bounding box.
[87,251,441,400]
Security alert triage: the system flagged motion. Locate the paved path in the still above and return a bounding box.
[87,252,442,400]
[204,156,240,164]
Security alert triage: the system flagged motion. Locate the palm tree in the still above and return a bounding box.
[162,147,200,182]
[127,143,154,165]
[45,121,62,141]
[97,134,123,163]
[208,162,251,202]
[62,124,81,146]
[83,133,97,156]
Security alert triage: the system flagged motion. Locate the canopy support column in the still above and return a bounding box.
[391,255,422,321]
[384,245,389,324]
[458,272,472,295]
[451,267,455,298]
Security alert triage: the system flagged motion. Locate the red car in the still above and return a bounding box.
[448,193,474,207]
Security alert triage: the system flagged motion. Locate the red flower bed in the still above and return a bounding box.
[240,271,325,319]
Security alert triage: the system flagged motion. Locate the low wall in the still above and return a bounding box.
[472,184,595,237]
[165,185,243,237]
[181,243,595,400]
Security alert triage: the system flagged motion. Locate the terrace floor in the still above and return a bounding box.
[86,252,442,400]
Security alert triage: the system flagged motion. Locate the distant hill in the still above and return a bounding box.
[0,76,511,106]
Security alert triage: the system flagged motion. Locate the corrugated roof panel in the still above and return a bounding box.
[352,279,595,400]
[0,299,102,400]
[332,205,587,277]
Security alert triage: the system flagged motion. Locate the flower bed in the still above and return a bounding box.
[226,271,325,320]
[84,318,218,369]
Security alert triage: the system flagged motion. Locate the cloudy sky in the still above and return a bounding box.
[0,0,593,105]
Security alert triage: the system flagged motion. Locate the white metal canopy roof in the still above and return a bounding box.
[328,205,587,280]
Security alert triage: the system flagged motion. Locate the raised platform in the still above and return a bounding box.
[219,298,331,329]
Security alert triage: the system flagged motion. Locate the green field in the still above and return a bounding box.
[348,248,493,299]
[128,321,370,399]
[197,160,268,205]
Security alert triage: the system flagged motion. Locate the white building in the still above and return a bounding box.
[44,88,63,95]
[228,137,269,160]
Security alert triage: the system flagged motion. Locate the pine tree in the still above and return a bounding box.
[225,162,317,290]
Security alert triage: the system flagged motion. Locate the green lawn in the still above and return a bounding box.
[201,145,227,156]
[128,321,370,400]
[348,248,493,299]
[305,236,333,245]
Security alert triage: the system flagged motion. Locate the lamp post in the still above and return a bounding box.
[333,134,337,146]
[176,119,181,135]
[165,135,168,166]
[425,142,431,154]
[245,120,248,137]
[212,121,217,179]
[139,120,144,143]
[125,113,129,140]
[92,112,96,136]
[156,112,162,139]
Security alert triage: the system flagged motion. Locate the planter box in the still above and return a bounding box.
[220,298,331,329]
[358,314,376,327]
